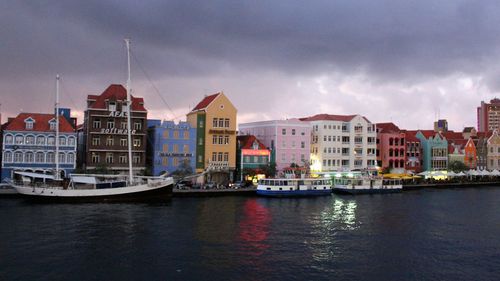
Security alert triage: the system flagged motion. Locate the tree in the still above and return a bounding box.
[448,161,468,172]
[260,162,277,177]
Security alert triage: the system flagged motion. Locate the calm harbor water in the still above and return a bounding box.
[1,187,500,281]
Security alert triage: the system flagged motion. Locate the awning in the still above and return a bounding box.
[70,176,97,184]
[14,171,55,180]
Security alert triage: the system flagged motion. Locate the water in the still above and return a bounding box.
[1,187,500,281]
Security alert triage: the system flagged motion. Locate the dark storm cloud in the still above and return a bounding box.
[1,0,500,128]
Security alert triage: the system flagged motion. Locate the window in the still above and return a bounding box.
[121,122,127,129]
[213,118,218,127]
[59,152,65,163]
[218,119,224,128]
[107,121,114,129]
[134,122,142,131]
[224,118,229,128]
[68,137,76,146]
[213,135,218,145]
[4,151,12,162]
[218,135,224,145]
[5,135,13,144]
[59,137,67,146]
[15,135,23,144]
[93,120,101,129]
[282,141,286,148]
[49,121,56,131]
[106,153,113,164]
[25,120,34,130]
[173,158,179,167]
[67,153,75,164]
[199,120,204,128]
[292,129,296,135]
[133,155,141,164]
[13,152,23,163]
[224,136,229,145]
[47,136,55,145]
[224,152,229,162]
[106,136,114,146]
[173,144,179,153]
[26,152,34,163]
[120,138,127,146]
[282,129,286,135]
[218,152,223,161]
[91,153,99,164]
[184,131,189,139]
[119,155,127,164]
[46,152,55,163]
[301,141,305,148]
[173,131,179,139]
[212,152,217,161]
[163,131,169,139]
[183,144,189,153]
[26,136,35,145]
[133,138,141,147]
[108,101,116,111]
[35,152,44,163]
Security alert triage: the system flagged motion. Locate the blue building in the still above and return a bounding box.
[1,112,77,181]
[147,120,196,176]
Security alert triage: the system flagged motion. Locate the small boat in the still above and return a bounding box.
[332,175,402,195]
[256,178,332,197]
[11,39,174,202]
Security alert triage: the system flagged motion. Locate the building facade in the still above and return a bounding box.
[81,84,148,174]
[147,120,196,176]
[236,135,271,181]
[300,114,377,172]
[477,98,500,132]
[1,112,77,181]
[238,119,311,173]
[186,92,237,184]
[415,130,448,171]
[487,129,500,170]
[376,123,406,173]
[404,131,423,174]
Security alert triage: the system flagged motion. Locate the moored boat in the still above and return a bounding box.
[257,178,332,197]
[0,182,17,195]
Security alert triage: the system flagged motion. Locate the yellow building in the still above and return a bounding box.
[187,92,237,183]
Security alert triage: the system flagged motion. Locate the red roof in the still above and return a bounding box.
[403,130,421,142]
[87,84,146,111]
[192,93,220,111]
[416,130,437,139]
[4,113,75,132]
[300,113,370,123]
[237,135,268,150]
[376,122,401,133]
[441,131,464,141]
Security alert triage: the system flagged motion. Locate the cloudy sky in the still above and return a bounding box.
[2,0,500,131]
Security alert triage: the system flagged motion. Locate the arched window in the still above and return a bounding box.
[389,138,394,146]
[25,152,34,163]
[3,151,12,162]
[25,135,35,145]
[35,152,45,163]
[46,152,55,163]
[36,136,46,145]
[59,136,67,146]
[68,136,76,146]
[67,153,75,164]
[14,151,23,163]
[58,152,65,163]
[4,134,13,144]
[15,135,24,145]
[47,136,55,145]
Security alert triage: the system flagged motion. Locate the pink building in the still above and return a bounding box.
[239,119,311,173]
[376,123,406,173]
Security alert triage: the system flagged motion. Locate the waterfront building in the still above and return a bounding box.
[376,122,406,173]
[238,119,311,173]
[473,132,492,170]
[186,92,237,184]
[404,131,423,173]
[442,131,468,169]
[1,112,77,181]
[299,114,377,172]
[477,98,500,132]
[414,130,448,171]
[147,120,196,176]
[80,84,148,174]
[236,135,271,182]
[463,138,477,169]
[487,129,500,170]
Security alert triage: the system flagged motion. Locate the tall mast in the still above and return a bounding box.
[125,38,134,184]
[55,74,60,180]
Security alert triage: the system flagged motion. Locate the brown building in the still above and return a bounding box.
[81,84,148,174]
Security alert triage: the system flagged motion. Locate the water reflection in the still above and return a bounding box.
[329,197,359,230]
[238,199,271,256]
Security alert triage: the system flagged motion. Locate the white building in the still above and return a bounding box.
[300,114,377,172]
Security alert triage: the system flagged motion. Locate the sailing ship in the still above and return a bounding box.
[11,39,174,202]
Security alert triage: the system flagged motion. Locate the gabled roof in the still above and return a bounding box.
[299,113,370,123]
[237,135,268,150]
[376,122,401,133]
[191,93,221,111]
[87,84,146,111]
[4,113,75,132]
[441,131,465,141]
